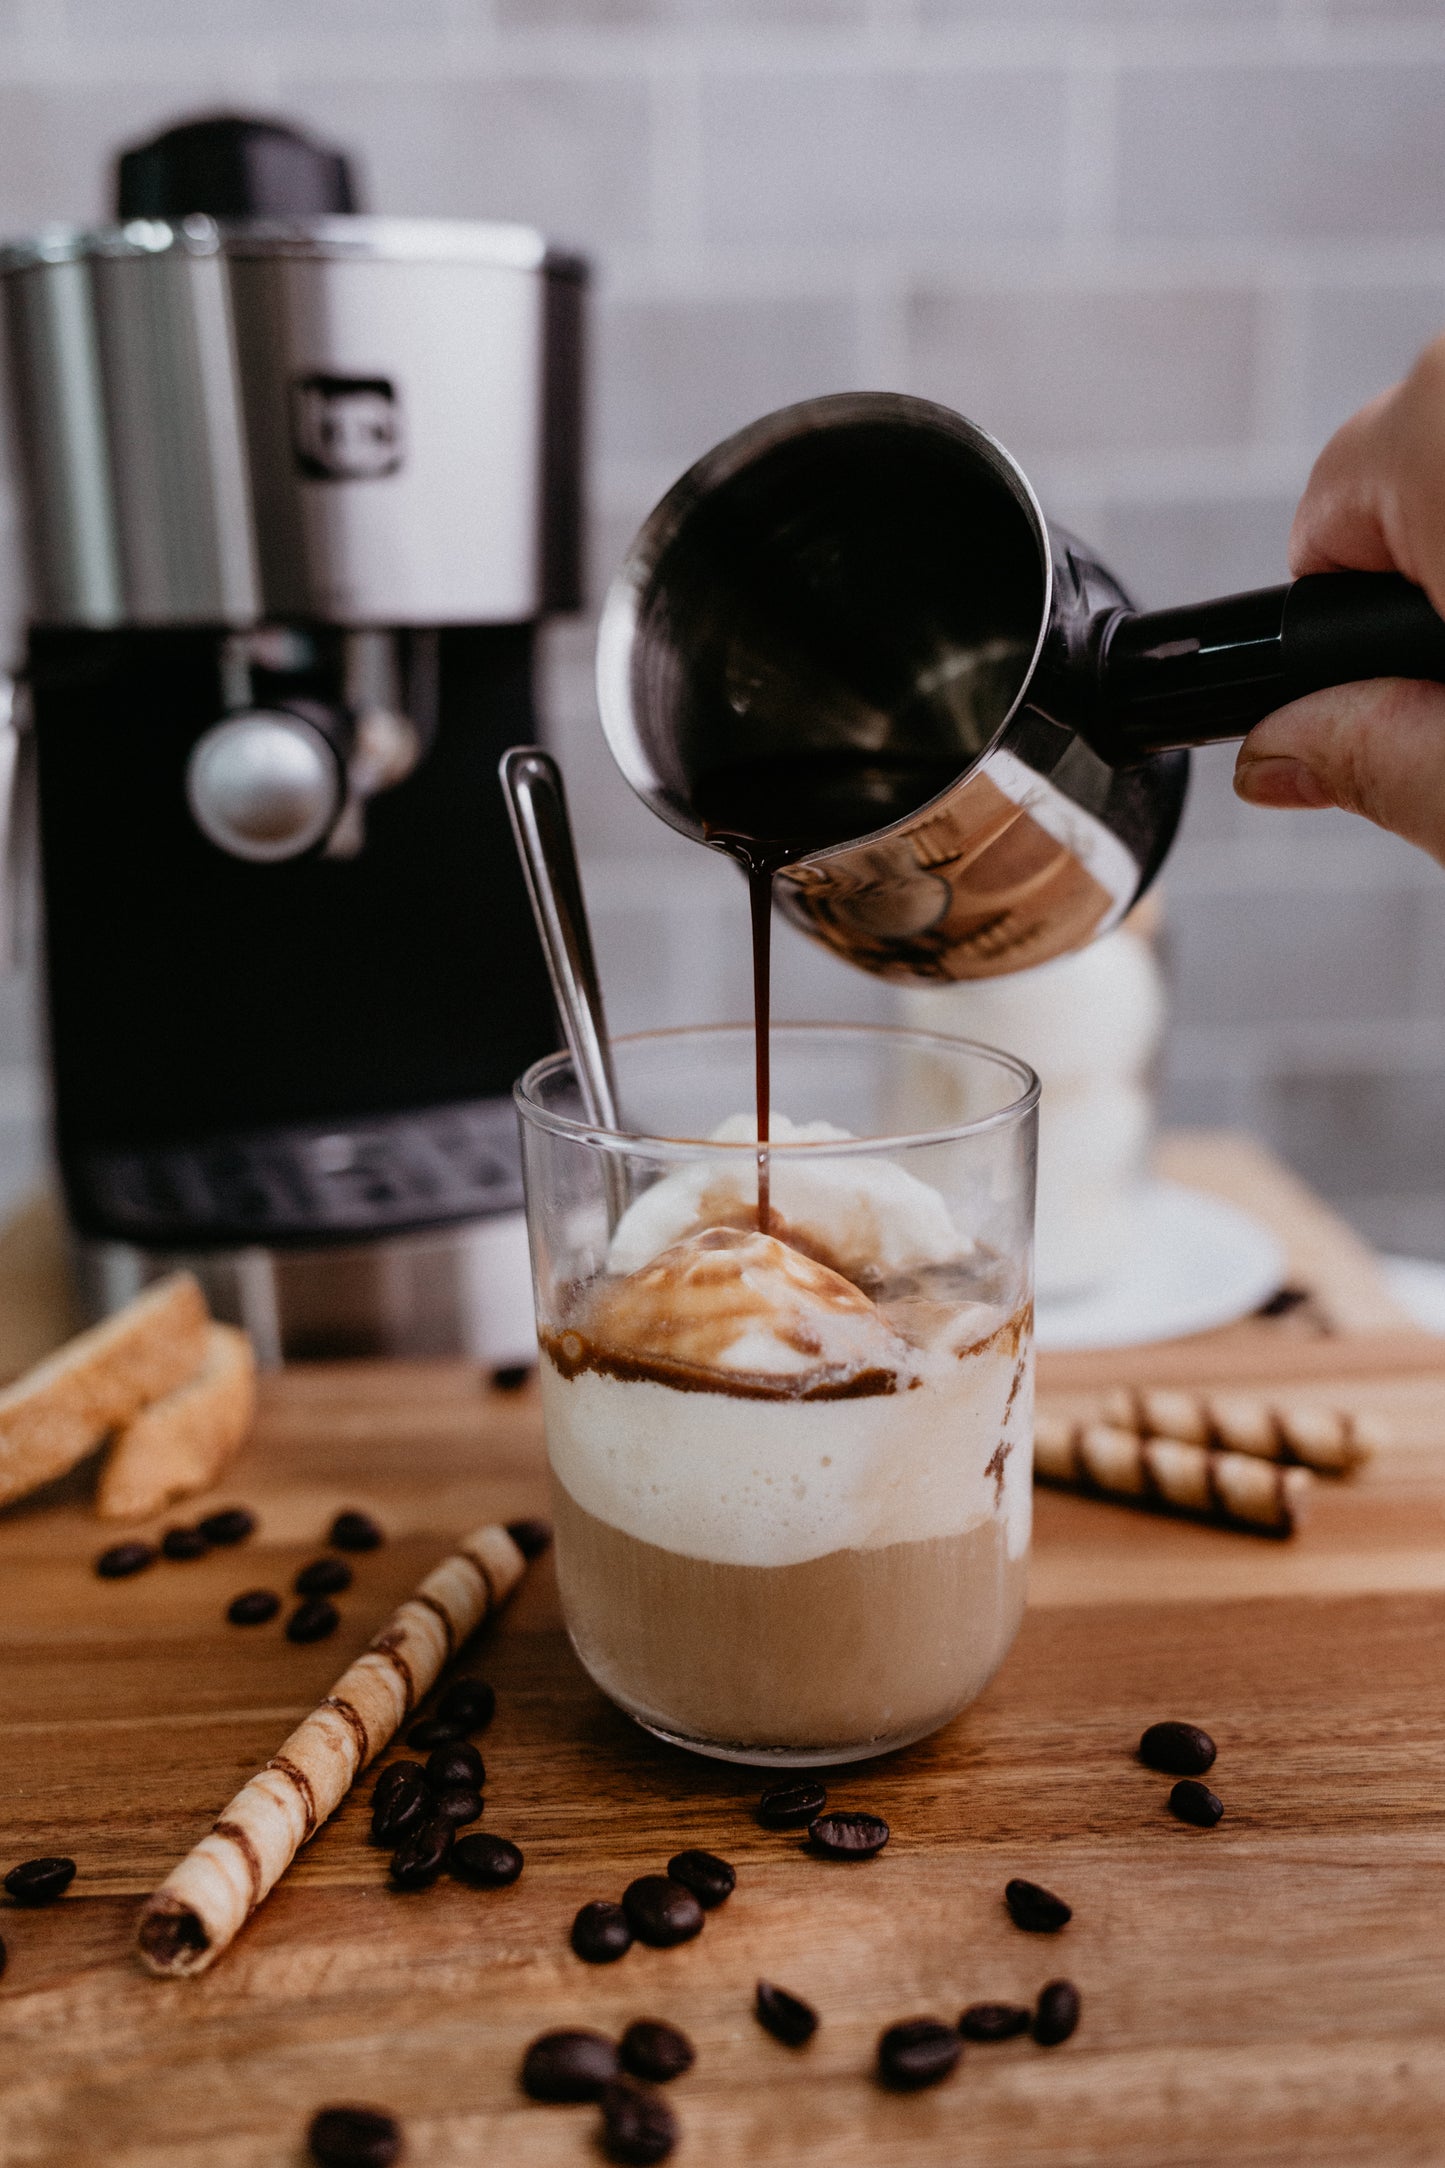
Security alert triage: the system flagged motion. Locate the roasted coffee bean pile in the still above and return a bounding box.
[367,1672,522,1894]
[1138,1718,1226,1826]
[571,1848,736,1966]
[94,1504,257,1583]
[521,2020,693,2163]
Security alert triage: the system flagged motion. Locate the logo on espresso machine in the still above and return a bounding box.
[290,373,404,481]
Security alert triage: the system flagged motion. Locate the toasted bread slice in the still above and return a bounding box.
[0,1272,210,1509]
[98,1322,256,1522]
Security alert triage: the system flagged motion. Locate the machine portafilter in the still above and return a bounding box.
[597,392,1445,981]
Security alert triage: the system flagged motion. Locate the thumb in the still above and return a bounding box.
[1234,677,1445,866]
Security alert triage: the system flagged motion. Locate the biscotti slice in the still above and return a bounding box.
[0,1272,210,1509]
[98,1322,256,1522]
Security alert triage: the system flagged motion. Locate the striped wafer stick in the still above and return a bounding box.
[135,1519,542,1978]
[1035,1413,1313,1537]
[1100,1386,1381,1475]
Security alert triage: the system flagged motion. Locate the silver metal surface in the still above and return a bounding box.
[597,391,1187,984]
[185,708,344,861]
[74,1209,539,1367]
[500,745,620,1131]
[0,215,583,628]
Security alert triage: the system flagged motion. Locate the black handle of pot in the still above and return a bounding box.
[1095,571,1445,758]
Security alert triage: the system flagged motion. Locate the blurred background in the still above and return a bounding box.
[0,0,1441,1263]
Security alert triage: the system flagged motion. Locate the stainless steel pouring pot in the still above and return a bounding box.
[597,392,1445,981]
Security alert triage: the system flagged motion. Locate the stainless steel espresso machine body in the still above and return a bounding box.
[0,116,584,1361]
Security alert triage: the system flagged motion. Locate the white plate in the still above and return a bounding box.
[1034,1181,1286,1353]
[1381,1254,1445,1336]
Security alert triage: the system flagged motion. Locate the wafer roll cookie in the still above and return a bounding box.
[135,1521,534,1978]
[1103,1385,1378,1474]
[1038,1418,1312,1536]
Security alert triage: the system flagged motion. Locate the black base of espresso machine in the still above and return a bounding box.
[0,116,584,1361]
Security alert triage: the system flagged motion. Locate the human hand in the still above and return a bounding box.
[1234,333,1445,863]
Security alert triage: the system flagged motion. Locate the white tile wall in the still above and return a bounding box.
[0,0,1441,1255]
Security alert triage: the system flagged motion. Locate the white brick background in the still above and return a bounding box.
[0,0,1442,1258]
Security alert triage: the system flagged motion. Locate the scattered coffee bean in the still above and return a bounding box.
[505,1515,552,1561]
[754,1981,818,2047]
[95,1540,155,1580]
[295,1556,353,1598]
[430,1785,482,1828]
[307,2104,402,2168]
[1139,1721,1217,1777]
[598,2078,677,2166]
[436,1677,496,1733]
[619,2020,695,2084]
[958,2001,1031,2043]
[370,1766,431,1846]
[622,1876,705,1949]
[1004,1878,1072,1933]
[424,1740,484,1792]
[877,2019,962,2091]
[161,1526,209,1562]
[666,1849,735,1909]
[757,1780,826,1829]
[0,1935,6,1978]
[227,1588,280,1626]
[450,1833,523,1888]
[389,1820,451,1889]
[491,1365,532,1393]
[808,1810,889,1860]
[198,1506,255,1547]
[1033,1979,1081,2047]
[4,1857,76,1905]
[1169,1778,1224,1827]
[406,1717,463,1751]
[287,1597,341,1645]
[572,1899,633,1963]
[328,1510,383,1553]
[520,2027,619,2102]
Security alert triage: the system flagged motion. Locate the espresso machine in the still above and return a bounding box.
[0,114,584,1362]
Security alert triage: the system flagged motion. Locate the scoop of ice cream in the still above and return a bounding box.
[605,1112,963,1282]
[573,1224,913,1392]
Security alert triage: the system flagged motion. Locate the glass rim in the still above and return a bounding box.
[514,1020,1040,1157]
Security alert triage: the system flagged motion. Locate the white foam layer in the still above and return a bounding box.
[541,1325,1032,1569]
[606,1112,965,1281]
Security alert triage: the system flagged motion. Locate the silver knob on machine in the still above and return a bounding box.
[186,711,345,863]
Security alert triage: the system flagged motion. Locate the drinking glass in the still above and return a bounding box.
[515,1022,1038,1766]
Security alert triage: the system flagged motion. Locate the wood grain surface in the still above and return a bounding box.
[2,1146,1444,2166]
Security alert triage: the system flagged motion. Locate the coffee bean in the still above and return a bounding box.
[227,1588,280,1626]
[1004,1878,1072,1933]
[198,1506,255,1547]
[754,1980,818,2047]
[505,1515,552,1561]
[404,1717,462,1751]
[287,1597,340,1644]
[598,2078,678,2166]
[757,1780,825,1829]
[431,1785,482,1828]
[4,1857,76,1905]
[1033,1979,1081,2047]
[95,1540,155,1579]
[808,1810,889,1859]
[520,2028,620,2102]
[389,1820,451,1889]
[665,1849,735,1909]
[424,1741,484,1792]
[877,2019,962,2091]
[0,1935,6,1978]
[958,2001,1031,2043]
[328,1510,383,1552]
[370,1764,429,1845]
[307,2104,402,2167]
[572,1899,632,1963]
[491,1365,532,1393]
[1169,1778,1224,1828]
[622,1876,704,1948]
[1139,1721,1217,1777]
[450,1833,523,1888]
[436,1677,496,1733]
[295,1557,353,1598]
[619,2020,695,2084]
[161,1526,209,1561]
